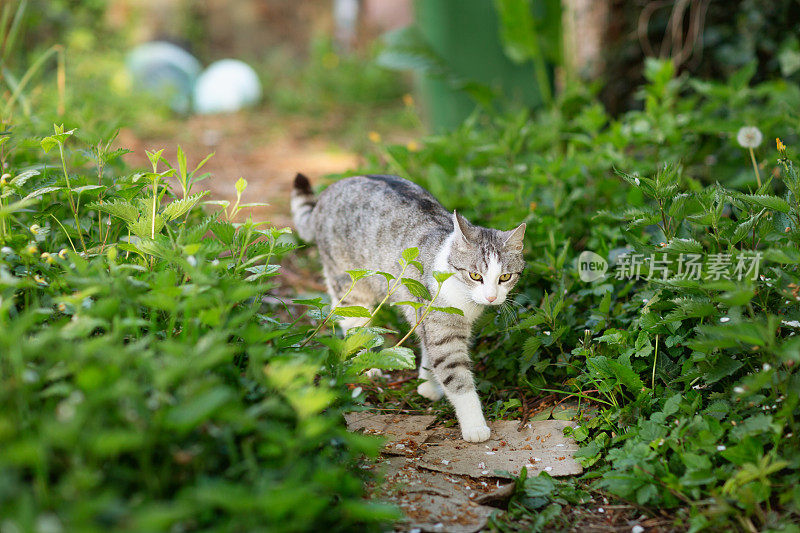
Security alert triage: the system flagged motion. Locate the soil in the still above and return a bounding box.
[118,108,363,230]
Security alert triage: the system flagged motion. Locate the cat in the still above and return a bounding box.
[291,173,525,442]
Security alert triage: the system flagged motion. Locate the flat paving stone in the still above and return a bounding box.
[346,413,583,532]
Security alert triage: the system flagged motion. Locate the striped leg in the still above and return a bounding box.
[424,322,490,443]
[417,345,444,400]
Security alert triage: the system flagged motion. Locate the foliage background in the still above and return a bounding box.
[2,0,800,531]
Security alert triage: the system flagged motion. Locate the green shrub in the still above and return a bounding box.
[364,59,800,528]
[0,127,397,531]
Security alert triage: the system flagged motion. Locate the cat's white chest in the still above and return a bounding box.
[437,278,483,322]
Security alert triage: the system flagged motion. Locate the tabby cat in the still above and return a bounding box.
[291,173,525,442]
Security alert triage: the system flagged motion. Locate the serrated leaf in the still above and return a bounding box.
[334,305,372,318]
[73,185,104,195]
[162,192,208,221]
[736,194,790,213]
[89,200,140,224]
[23,186,62,199]
[350,346,415,372]
[401,278,431,299]
[433,271,454,284]
[392,300,426,310]
[587,356,643,394]
[402,247,419,262]
[347,269,376,282]
[661,238,703,254]
[292,297,325,309]
[430,305,464,315]
[730,209,765,245]
[343,327,384,356]
[10,169,39,187]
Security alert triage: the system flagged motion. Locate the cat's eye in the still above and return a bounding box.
[499,273,512,282]
[469,272,483,282]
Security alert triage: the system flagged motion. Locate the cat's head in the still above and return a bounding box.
[447,211,526,306]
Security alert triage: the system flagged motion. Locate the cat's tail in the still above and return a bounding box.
[291,173,317,242]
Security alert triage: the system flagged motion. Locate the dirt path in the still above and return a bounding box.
[119,109,362,229]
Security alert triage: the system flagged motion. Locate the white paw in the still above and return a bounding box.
[461,424,491,443]
[416,380,444,401]
[365,368,385,379]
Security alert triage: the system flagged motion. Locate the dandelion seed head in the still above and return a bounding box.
[737,126,763,149]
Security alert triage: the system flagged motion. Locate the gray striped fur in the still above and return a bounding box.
[291,173,526,442]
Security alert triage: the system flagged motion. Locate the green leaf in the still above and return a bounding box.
[350,346,415,372]
[343,327,384,356]
[162,192,208,221]
[9,169,39,187]
[392,300,426,311]
[165,388,233,432]
[177,145,188,182]
[23,186,63,200]
[292,296,325,310]
[433,271,454,284]
[235,177,248,195]
[402,247,419,262]
[401,278,431,299]
[334,305,372,318]
[429,305,464,316]
[146,149,164,171]
[587,356,644,394]
[661,238,703,254]
[347,269,376,282]
[736,194,790,213]
[40,125,75,152]
[88,200,140,224]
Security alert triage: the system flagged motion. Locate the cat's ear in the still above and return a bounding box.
[502,223,526,252]
[452,210,472,244]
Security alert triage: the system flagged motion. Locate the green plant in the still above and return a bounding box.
[0,124,399,531]
[360,58,800,528]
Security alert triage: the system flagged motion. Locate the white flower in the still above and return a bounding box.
[734,386,745,394]
[351,386,362,398]
[782,320,800,328]
[632,526,645,533]
[717,445,726,451]
[737,126,763,149]
[763,363,771,371]
[720,317,730,323]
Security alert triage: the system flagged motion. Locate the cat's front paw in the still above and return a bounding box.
[417,380,444,401]
[461,424,491,443]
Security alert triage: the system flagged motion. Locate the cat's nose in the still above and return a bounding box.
[486,295,496,303]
